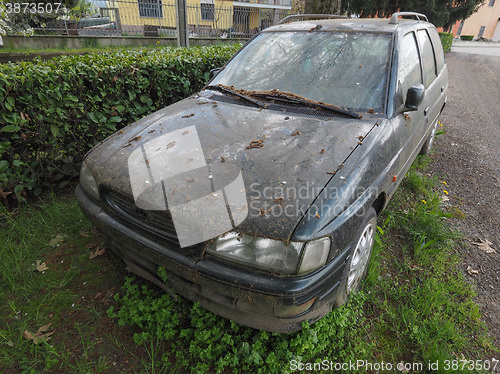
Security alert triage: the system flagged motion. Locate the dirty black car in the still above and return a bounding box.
[76,12,448,332]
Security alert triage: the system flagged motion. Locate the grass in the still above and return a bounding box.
[0,155,497,373]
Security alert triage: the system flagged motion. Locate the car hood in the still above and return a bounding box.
[85,90,376,241]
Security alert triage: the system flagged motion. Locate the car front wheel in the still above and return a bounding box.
[420,120,438,155]
[336,207,377,305]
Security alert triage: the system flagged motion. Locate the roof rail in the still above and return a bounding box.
[278,14,348,25]
[389,12,428,24]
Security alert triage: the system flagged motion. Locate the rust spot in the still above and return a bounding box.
[274,197,284,205]
[357,135,364,142]
[246,139,264,149]
[315,213,320,218]
[130,136,141,142]
[404,113,410,120]
[291,131,300,136]
[320,149,325,154]
[148,129,155,133]
[368,108,374,114]
[259,209,266,217]
[220,156,226,163]
[326,171,336,175]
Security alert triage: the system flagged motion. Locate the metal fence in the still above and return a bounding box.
[32,0,292,39]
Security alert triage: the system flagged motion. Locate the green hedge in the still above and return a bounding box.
[0,44,240,198]
[460,35,474,41]
[439,32,454,53]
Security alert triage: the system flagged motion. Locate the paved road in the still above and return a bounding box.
[427,51,500,349]
[452,46,500,56]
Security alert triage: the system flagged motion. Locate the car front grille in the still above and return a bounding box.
[102,188,181,245]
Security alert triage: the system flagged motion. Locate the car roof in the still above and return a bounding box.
[264,18,430,34]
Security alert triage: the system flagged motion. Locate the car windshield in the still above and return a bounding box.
[211,31,392,113]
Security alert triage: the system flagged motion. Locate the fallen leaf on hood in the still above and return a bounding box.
[22,323,55,344]
[35,260,49,272]
[466,266,479,275]
[471,239,496,254]
[89,247,106,260]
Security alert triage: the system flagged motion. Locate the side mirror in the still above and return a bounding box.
[209,68,221,79]
[404,84,425,111]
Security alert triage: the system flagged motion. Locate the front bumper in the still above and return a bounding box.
[75,186,349,332]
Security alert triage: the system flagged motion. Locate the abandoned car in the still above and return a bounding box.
[76,12,448,332]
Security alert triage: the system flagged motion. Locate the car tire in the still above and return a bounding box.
[336,207,377,306]
[420,120,438,155]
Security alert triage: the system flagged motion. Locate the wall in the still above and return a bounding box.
[1,35,246,50]
[114,0,233,34]
[450,0,500,40]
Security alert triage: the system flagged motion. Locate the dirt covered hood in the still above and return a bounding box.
[85,90,376,240]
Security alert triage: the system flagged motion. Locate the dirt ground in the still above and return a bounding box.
[426,52,500,349]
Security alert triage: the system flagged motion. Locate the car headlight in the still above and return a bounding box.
[80,161,100,201]
[205,232,330,275]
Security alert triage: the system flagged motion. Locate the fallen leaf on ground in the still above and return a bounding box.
[0,188,12,199]
[89,247,106,260]
[35,260,49,272]
[22,323,55,344]
[471,239,496,254]
[48,234,67,247]
[466,266,479,275]
[79,229,92,237]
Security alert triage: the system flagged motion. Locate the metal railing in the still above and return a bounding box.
[29,0,291,39]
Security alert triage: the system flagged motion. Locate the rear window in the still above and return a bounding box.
[428,28,445,72]
[211,31,392,112]
[417,29,437,87]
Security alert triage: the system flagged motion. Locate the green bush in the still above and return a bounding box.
[108,273,370,373]
[0,44,240,198]
[438,32,454,53]
[460,35,474,41]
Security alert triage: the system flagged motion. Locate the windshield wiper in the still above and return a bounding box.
[205,84,267,109]
[252,91,362,119]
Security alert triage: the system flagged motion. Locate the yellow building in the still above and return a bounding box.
[105,0,291,37]
[451,0,500,41]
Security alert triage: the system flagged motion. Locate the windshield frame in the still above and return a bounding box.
[207,29,395,116]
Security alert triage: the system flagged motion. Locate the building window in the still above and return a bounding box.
[138,0,163,18]
[201,1,215,21]
[478,26,486,38]
[457,22,464,36]
[488,0,495,7]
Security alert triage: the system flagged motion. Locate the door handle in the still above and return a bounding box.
[424,107,430,116]
[441,86,445,93]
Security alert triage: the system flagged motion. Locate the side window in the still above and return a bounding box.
[417,29,437,87]
[428,28,445,72]
[398,32,422,104]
